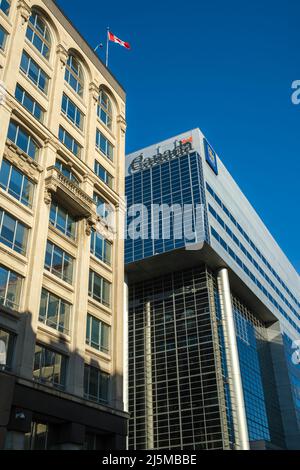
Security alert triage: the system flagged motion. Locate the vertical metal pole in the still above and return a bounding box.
[217,268,250,450]
[145,300,154,449]
[106,27,110,67]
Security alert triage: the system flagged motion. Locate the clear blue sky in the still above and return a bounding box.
[57,0,300,274]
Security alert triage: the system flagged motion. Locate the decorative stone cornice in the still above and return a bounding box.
[17,0,31,25]
[89,82,99,105]
[44,137,60,152]
[56,44,69,68]
[4,143,42,183]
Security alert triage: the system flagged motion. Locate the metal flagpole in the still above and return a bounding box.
[106,27,110,67]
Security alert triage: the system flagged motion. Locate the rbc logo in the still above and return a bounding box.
[204,139,218,175]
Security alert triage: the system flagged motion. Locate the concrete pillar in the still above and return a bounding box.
[47,44,69,135]
[217,268,250,450]
[17,139,57,379]
[0,98,13,167]
[67,221,89,397]
[2,0,32,95]
[123,276,129,414]
[111,200,126,411]
[145,300,154,449]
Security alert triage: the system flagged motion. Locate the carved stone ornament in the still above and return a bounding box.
[44,189,52,205]
[17,0,32,25]
[86,217,97,236]
[3,143,42,183]
[117,114,127,135]
[56,44,69,69]
[89,82,99,106]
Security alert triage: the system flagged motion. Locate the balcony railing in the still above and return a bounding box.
[44,166,97,221]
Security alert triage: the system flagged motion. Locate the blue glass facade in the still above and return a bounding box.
[126,129,300,449]
[125,151,209,264]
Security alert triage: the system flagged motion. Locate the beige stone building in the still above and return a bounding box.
[0,0,128,449]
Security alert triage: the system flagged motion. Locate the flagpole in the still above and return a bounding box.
[106,26,109,67]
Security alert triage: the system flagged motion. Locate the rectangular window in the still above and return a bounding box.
[0,265,22,310]
[88,270,111,307]
[0,209,28,255]
[49,202,76,239]
[20,51,49,94]
[94,160,113,189]
[0,328,15,371]
[44,240,74,284]
[93,192,114,228]
[61,93,84,130]
[90,230,112,266]
[39,288,71,334]
[7,121,39,160]
[0,0,10,16]
[0,159,35,207]
[86,314,110,354]
[96,129,113,161]
[15,84,44,122]
[59,126,81,158]
[84,364,109,403]
[0,24,7,50]
[33,344,67,389]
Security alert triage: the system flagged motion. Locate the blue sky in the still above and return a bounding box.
[57,0,300,274]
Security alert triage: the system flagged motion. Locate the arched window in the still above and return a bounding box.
[97,90,113,129]
[65,54,84,97]
[26,11,51,59]
[55,160,79,185]
[7,121,39,161]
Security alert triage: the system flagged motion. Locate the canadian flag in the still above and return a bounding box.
[108,31,131,50]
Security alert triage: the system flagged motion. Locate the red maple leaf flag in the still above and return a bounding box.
[108,31,131,50]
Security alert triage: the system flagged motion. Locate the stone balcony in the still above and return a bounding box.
[44,166,97,223]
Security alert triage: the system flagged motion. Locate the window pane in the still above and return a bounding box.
[89,367,99,398]
[0,267,9,306]
[0,159,10,190]
[52,245,63,278]
[101,323,110,353]
[0,0,10,16]
[6,270,22,309]
[93,274,102,302]
[14,220,27,254]
[102,280,111,307]
[39,290,48,321]
[47,294,59,328]
[44,241,52,270]
[0,212,15,249]
[63,254,73,284]
[0,25,7,50]
[91,317,100,349]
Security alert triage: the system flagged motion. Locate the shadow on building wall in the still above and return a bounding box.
[0,310,128,450]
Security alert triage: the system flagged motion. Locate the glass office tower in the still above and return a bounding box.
[125,129,300,450]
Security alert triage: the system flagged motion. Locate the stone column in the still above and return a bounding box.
[17,139,57,380]
[67,176,95,397]
[217,268,250,450]
[0,97,13,167]
[111,200,126,411]
[47,44,69,135]
[3,0,32,95]
[85,81,98,168]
